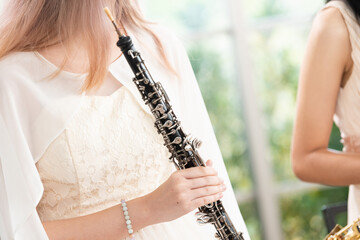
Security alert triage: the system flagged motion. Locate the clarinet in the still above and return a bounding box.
[104,8,245,240]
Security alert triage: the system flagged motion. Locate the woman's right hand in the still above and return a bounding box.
[42,160,226,240]
[143,160,226,224]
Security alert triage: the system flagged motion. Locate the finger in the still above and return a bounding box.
[206,160,213,167]
[190,184,226,200]
[188,176,224,189]
[180,166,218,179]
[191,192,224,208]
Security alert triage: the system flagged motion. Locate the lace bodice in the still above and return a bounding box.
[36,87,174,220]
[35,87,215,239]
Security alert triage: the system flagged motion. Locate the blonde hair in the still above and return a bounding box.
[0,0,174,92]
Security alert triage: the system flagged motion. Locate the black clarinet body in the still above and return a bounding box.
[116,35,245,240]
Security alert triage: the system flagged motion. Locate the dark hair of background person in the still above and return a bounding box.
[326,0,360,20]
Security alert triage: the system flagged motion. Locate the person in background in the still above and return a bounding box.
[0,0,249,239]
[292,0,360,224]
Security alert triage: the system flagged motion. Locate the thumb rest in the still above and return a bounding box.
[325,218,360,240]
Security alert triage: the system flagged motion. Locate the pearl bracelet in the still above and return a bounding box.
[121,199,135,240]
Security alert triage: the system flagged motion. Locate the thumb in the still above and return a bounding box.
[205,159,213,167]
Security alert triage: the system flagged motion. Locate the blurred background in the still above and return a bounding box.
[0,0,348,239]
[141,0,347,239]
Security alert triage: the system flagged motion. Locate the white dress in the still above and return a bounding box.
[324,0,360,223]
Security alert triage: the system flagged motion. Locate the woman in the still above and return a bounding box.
[0,0,249,240]
[292,0,360,224]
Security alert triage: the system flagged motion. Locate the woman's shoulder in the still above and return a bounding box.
[0,51,45,88]
[317,5,348,33]
[323,0,354,16]
[0,51,40,77]
[311,5,350,48]
[0,51,36,66]
[320,0,358,33]
[307,6,352,69]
